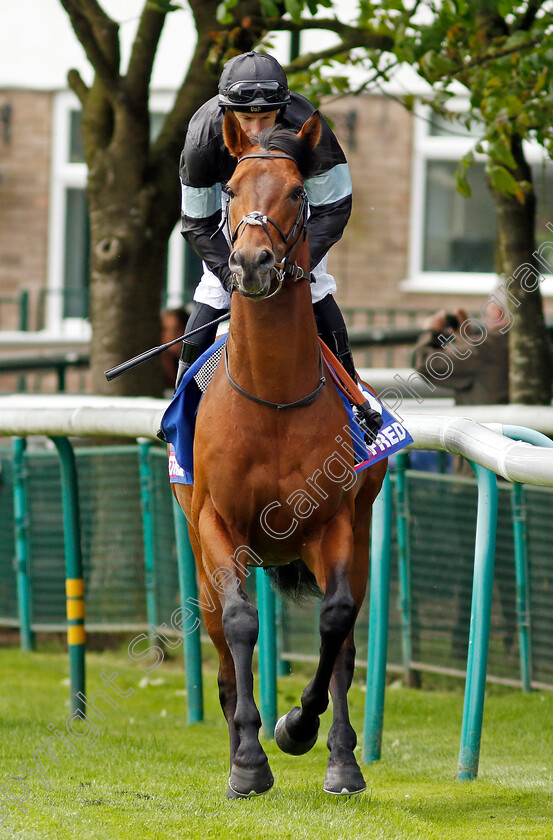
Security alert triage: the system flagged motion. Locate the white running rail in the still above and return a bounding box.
[0,395,552,487]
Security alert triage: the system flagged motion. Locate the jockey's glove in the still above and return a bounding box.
[354,401,384,446]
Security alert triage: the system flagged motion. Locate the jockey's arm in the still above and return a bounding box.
[179,145,234,292]
[304,155,353,270]
[305,193,352,269]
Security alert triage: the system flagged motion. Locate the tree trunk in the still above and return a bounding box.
[491,135,552,404]
[87,190,170,398]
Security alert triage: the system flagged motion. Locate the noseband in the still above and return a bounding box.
[228,153,310,298]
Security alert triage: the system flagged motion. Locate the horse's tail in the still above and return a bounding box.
[263,560,321,602]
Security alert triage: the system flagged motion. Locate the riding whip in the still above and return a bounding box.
[104,312,230,381]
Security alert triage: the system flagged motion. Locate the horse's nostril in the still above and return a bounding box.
[229,250,243,273]
[257,248,275,269]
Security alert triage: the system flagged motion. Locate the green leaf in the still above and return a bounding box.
[497,0,516,17]
[486,163,521,197]
[488,134,516,169]
[534,68,548,94]
[419,50,458,81]
[216,2,233,23]
[456,166,472,198]
[284,0,303,22]
[455,149,475,198]
[260,0,280,15]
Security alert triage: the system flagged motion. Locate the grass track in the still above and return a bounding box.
[0,645,552,839]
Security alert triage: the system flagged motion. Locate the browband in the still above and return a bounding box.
[236,153,298,165]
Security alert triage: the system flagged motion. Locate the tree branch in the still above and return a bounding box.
[152,1,220,164]
[324,58,401,102]
[281,37,392,74]
[266,17,394,51]
[126,3,167,103]
[67,68,90,104]
[59,0,122,101]
[444,36,543,84]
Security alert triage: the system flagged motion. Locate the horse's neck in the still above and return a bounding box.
[227,283,321,404]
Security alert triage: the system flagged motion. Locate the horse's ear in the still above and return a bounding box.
[297,111,322,149]
[223,110,254,158]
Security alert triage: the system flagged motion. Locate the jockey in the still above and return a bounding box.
[177,51,382,438]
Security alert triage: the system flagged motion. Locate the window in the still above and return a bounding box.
[48,92,199,334]
[405,101,553,296]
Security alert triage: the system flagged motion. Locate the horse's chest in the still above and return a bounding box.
[206,447,350,543]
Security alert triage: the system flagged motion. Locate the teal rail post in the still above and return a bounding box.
[363,470,392,764]
[511,482,532,693]
[256,568,278,738]
[12,437,34,651]
[138,441,158,631]
[172,497,204,723]
[50,436,86,715]
[503,425,553,693]
[275,594,291,676]
[457,462,498,781]
[394,452,413,685]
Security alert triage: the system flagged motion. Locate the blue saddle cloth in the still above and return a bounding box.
[161,334,413,485]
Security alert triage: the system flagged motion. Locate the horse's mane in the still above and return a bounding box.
[253,124,319,179]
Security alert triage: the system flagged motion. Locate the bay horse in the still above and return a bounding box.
[172,109,387,798]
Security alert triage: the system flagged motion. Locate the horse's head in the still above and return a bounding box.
[222,110,322,300]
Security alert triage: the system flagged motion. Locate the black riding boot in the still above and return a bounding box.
[175,302,229,391]
[313,295,383,444]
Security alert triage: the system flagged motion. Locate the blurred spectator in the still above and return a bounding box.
[161,307,189,394]
[412,304,509,423]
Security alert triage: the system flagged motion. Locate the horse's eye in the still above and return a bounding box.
[290,187,304,202]
[223,184,235,199]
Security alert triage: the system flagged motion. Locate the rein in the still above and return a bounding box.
[224,343,326,411]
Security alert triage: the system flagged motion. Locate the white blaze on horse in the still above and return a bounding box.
[172,110,387,798]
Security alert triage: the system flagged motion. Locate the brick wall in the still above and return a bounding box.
[326,94,553,324]
[324,95,412,310]
[0,90,53,331]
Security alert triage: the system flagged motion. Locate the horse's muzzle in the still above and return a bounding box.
[229,247,275,299]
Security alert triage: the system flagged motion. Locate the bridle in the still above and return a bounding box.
[227,153,311,300]
[225,151,326,411]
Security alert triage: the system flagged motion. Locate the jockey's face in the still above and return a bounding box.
[231,109,279,139]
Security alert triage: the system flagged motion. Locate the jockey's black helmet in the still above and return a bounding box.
[218,51,291,113]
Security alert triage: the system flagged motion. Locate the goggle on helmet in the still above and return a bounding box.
[218,51,291,113]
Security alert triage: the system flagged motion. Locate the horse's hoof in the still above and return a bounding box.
[228,760,274,798]
[274,709,319,756]
[323,762,366,795]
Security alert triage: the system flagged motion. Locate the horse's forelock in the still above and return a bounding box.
[252,126,315,178]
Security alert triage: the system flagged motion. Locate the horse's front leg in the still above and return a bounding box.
[221,578,274,798]
[275,512,360,782]
[198,507,273,799]
[173,486,240,773]
[190,535,240,775]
